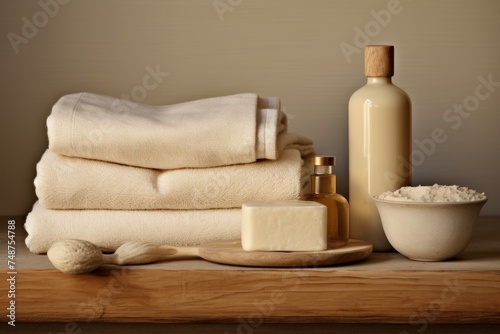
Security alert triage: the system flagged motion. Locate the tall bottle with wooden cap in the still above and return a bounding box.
[348,45,411,251]
[300,155,349,248]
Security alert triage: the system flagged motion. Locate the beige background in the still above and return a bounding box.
[0,0,499,216]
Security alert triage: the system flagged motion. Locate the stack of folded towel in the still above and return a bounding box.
[25,93,315,253]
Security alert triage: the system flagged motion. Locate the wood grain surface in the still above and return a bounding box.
[0,217,499,325]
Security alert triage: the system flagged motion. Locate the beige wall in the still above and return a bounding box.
[1,0,499,215]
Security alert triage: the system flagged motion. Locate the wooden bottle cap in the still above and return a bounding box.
[365,45,394,77]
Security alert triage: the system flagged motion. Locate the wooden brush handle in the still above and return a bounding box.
[103,242,200,265]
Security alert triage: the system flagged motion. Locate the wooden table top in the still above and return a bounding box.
[1,216,499,325]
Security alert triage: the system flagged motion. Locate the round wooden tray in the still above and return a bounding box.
[197,239,373,267]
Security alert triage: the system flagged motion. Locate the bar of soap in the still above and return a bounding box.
[241,200,327,252]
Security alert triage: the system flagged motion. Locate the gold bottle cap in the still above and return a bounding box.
[310,155,336,194]
[365,45,394,77]
[313,155,336,166]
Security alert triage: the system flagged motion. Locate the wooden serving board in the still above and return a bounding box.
[196,239,373,267]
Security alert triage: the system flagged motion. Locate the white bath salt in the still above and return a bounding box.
[375,184,486,203]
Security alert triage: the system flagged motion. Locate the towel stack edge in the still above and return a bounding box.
[25,92,315,253]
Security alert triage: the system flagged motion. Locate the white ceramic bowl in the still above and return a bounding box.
[372,197,487,261]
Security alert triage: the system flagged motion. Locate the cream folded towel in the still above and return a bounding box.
[36,138,313,210]
[48,92,286,169]
[25,201,241,254]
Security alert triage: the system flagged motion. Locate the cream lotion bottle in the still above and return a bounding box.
[300,156,349,248]
[348,45,411,251]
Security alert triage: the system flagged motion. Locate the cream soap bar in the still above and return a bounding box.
[241,200,327,252]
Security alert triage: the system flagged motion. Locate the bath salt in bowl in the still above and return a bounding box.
[373,185,487,261]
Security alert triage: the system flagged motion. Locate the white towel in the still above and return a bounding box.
[25,201,241,254]
[47,92,287,169]
[36,144,313,210]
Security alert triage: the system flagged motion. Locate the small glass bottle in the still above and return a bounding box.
[300,156,349,248]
